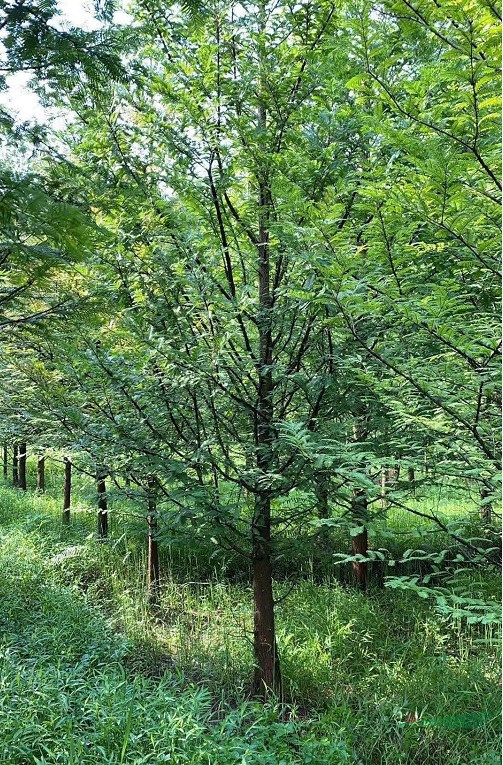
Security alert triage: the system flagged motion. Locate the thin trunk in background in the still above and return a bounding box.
[3,443,7,480]
[147,476,161,605]
[37,456,45,493]
[314,473,331,574]
[12,443,19,487]
[351,415,369,590]
[408,466,415,495]
[18,442,27,490]
[480,485,493,523]
[351,487,369,590]
[96,466,108,538]
[62,457,71,524]
[423,449,429,477]
[387,466,398,484]
[380,468,387,509]
[316,475,330,526]
[381,465,398,509]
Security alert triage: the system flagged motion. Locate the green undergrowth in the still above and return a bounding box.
[12,461,492,583]
[0,482,500,765]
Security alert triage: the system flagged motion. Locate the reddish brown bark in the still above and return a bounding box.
[62,457,71,524]
[252,494,281,698]
[251,151,281,698]
[18,442,27,490]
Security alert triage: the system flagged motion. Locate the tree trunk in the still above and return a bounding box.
[480,486,492,523]
[18,442,27,490]
[250,114,281,696]
[316,476,329,523]
[12,443,19,487]
[351,412,369,590]
[62,457,71,524]
[387,466,398,484]
[381,466,398,509]
[314,474,330,574]
[3,443,7,480]
[380,468,387,509]
[408,466,415,495]
[252,493,281,698]
[351,487,369,591]
[37,456,45,493]
[147,477,161,605]
[96,467,108,538]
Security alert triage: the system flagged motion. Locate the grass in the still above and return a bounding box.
[0,468,500,764]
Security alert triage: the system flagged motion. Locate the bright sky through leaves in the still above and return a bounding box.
[0,0,131,123]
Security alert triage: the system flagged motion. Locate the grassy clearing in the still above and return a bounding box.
[0,475,500,764]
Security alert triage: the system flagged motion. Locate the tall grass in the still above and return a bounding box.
[0,473,500,764]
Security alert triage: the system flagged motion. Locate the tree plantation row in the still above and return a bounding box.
[2,442,439,599]
[0,0,501,705]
